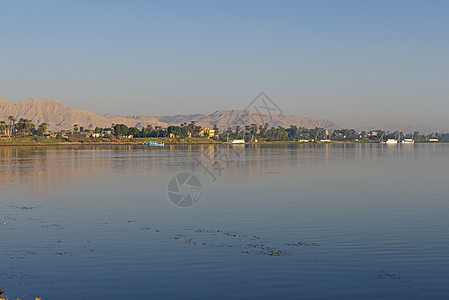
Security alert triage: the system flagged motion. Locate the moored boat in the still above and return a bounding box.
[401,139,414,144]
[385,139,398,144]
[143,141,165,146]
[231,139,245,144]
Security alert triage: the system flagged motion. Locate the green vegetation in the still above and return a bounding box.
[218,125,449,142]
[1,117,449,145]
[111,121,205,138]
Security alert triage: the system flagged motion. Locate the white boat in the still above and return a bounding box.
[231,139,245,144]
[385,139,398,144]
[143,141,165,146]
[401,139,414,144]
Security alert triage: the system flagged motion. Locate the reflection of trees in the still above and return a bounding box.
[0,146,154,192]
[0,145,196,193]
[0,144,384,194]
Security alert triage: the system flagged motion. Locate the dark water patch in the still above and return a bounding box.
[242,243,291,256]
[284,241,320,247]
[11,205,41,211]
[40,224,63,229]
[174,227,300,256]
[139,226,160,232]
[370,270,410,283]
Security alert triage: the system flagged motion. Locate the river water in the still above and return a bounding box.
[1,143,448,299]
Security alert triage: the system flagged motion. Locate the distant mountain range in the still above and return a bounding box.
[0,98,341,131]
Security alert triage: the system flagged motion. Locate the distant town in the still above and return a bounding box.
[0,116,447,144]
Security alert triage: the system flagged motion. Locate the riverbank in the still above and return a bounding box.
[0,136,446,146]
[0,136,221,146]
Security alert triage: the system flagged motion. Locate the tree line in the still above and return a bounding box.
[2,117,449,142]
[0,116,47,136]
[105,121,213,138]
[105,122,448,142]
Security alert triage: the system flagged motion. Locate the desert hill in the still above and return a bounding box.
[154,110,340,130]
[0,98,165,131]
[0,98,340,131]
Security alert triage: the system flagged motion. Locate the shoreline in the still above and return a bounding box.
[0,140,446,147]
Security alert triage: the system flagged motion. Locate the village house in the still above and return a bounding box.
[199,128,215,138]
[44,131,58,138]
[101,130,113,136]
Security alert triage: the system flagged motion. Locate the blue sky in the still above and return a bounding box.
[1,0,448,130]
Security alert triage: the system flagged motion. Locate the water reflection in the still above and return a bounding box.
[1,143,449,299]
[0,145,165,192]
[1,143,445,193]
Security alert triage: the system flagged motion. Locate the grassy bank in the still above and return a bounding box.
[0,136,221,146]
[0,136,122,145]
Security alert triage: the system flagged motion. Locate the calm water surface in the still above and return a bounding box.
[1,143,448,299]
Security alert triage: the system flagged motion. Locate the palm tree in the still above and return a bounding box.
[0,120,6,136]
[16,118,35,135]
[226,127,233,141]
[8,116,16,136]
[38,123,48,136]
[213,124,219,136]
[25,119,35,134]
[188,121,196,135]
[235,125,241,138]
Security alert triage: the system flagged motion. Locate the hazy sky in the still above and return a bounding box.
[1,0,448,130]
